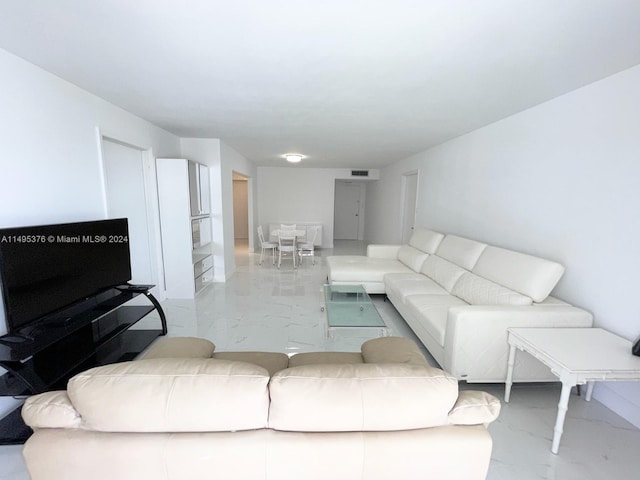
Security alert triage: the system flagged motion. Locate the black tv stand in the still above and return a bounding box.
[0,285,167,444]
[117,283,156,293]
[0,335,33,345]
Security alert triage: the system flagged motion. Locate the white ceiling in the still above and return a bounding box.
[1,1,639,168]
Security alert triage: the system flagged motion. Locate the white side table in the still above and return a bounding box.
[504,327,640,454]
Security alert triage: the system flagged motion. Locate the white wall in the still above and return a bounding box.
[365,162,422,244]
[0,48,181,417]
[257,167,376,248]
[0,50,181,229]
[365,64,640,427]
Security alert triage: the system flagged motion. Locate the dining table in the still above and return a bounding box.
[273,229,306,239]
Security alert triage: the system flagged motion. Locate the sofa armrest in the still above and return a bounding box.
[366,244,402,259]
[443,305,593,381]
[448,390,501,426]
[22,391,81,429]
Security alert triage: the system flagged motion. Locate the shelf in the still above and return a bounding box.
[0,286,167,444]
[0,306,156,394]
[0,408,32,445]
[192,252,212,264]
[158,159,213,299]
[0,329,163,444]
[0,288,145,363]
[53,329,164,387]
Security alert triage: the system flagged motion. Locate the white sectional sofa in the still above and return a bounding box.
[22,337,500,480]
[327,229,594,382]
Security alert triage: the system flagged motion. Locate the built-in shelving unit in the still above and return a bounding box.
[0,286,167,444]
[157,158,214,298]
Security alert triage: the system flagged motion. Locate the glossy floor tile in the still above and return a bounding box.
[1,240,639,480]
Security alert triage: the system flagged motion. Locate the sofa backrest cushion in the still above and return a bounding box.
[408,228,444,254]
[472,246,565,302]
[397,245,429,272]
[67,359,270,433]
[435,235,487,270]
[360,337,428,365]
[420,255,468,292]
[452,272,533,306]
[268,364,458,432]
[139,336,215,360]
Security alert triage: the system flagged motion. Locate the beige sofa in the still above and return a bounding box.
[327,228,594,382]
[22,336,500,480]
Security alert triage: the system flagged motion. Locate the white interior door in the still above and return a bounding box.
[102,140,154,285]
[401,172,419,243]
[334,182,361,240]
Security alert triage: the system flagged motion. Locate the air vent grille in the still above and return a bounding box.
[351,170,369,177]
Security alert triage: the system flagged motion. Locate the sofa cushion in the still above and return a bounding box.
[384,273,448,303]
[67,359,270,433]
[288,352,364,367]
[405,294,469,347]
[268,364,458,432]
[212,351,289,376]
[326,256,370,278]
[328,257,412,283]
[360,337,428,366]
[420,255,468,292]
[435,235,487,270]
[472,246,565,303]
[139,337,215,360]
[408,228,444,254]
[397,245,429,272]
[452,272,532,306]
[365,244,402,259]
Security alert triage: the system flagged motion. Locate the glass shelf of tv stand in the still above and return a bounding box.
[0,287,156,363]
[0,322,164,445]
[0,307,159,396]
[0,288,164,390]
[0,285,167,444]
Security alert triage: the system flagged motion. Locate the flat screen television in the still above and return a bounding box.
[0,218,132,334]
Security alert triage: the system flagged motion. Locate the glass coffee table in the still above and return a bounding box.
[321,284,388,337]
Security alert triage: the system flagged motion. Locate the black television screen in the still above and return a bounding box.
[0,218,132,334]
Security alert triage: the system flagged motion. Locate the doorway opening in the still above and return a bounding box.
[232,172,249,256]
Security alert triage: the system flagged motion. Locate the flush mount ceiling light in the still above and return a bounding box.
[284,153,303,163]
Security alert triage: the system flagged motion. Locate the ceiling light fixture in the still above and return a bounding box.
[284,153,303,163]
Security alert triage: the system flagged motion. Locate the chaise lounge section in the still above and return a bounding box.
[327,228,594,382]
[327,228,445,294]
[22,336,500,480]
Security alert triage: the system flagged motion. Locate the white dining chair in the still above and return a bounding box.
[297,226,318,265]
[257,225,277,265]
[277,230,297,269]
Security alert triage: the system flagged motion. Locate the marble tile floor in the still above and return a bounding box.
[2,239,639,480]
